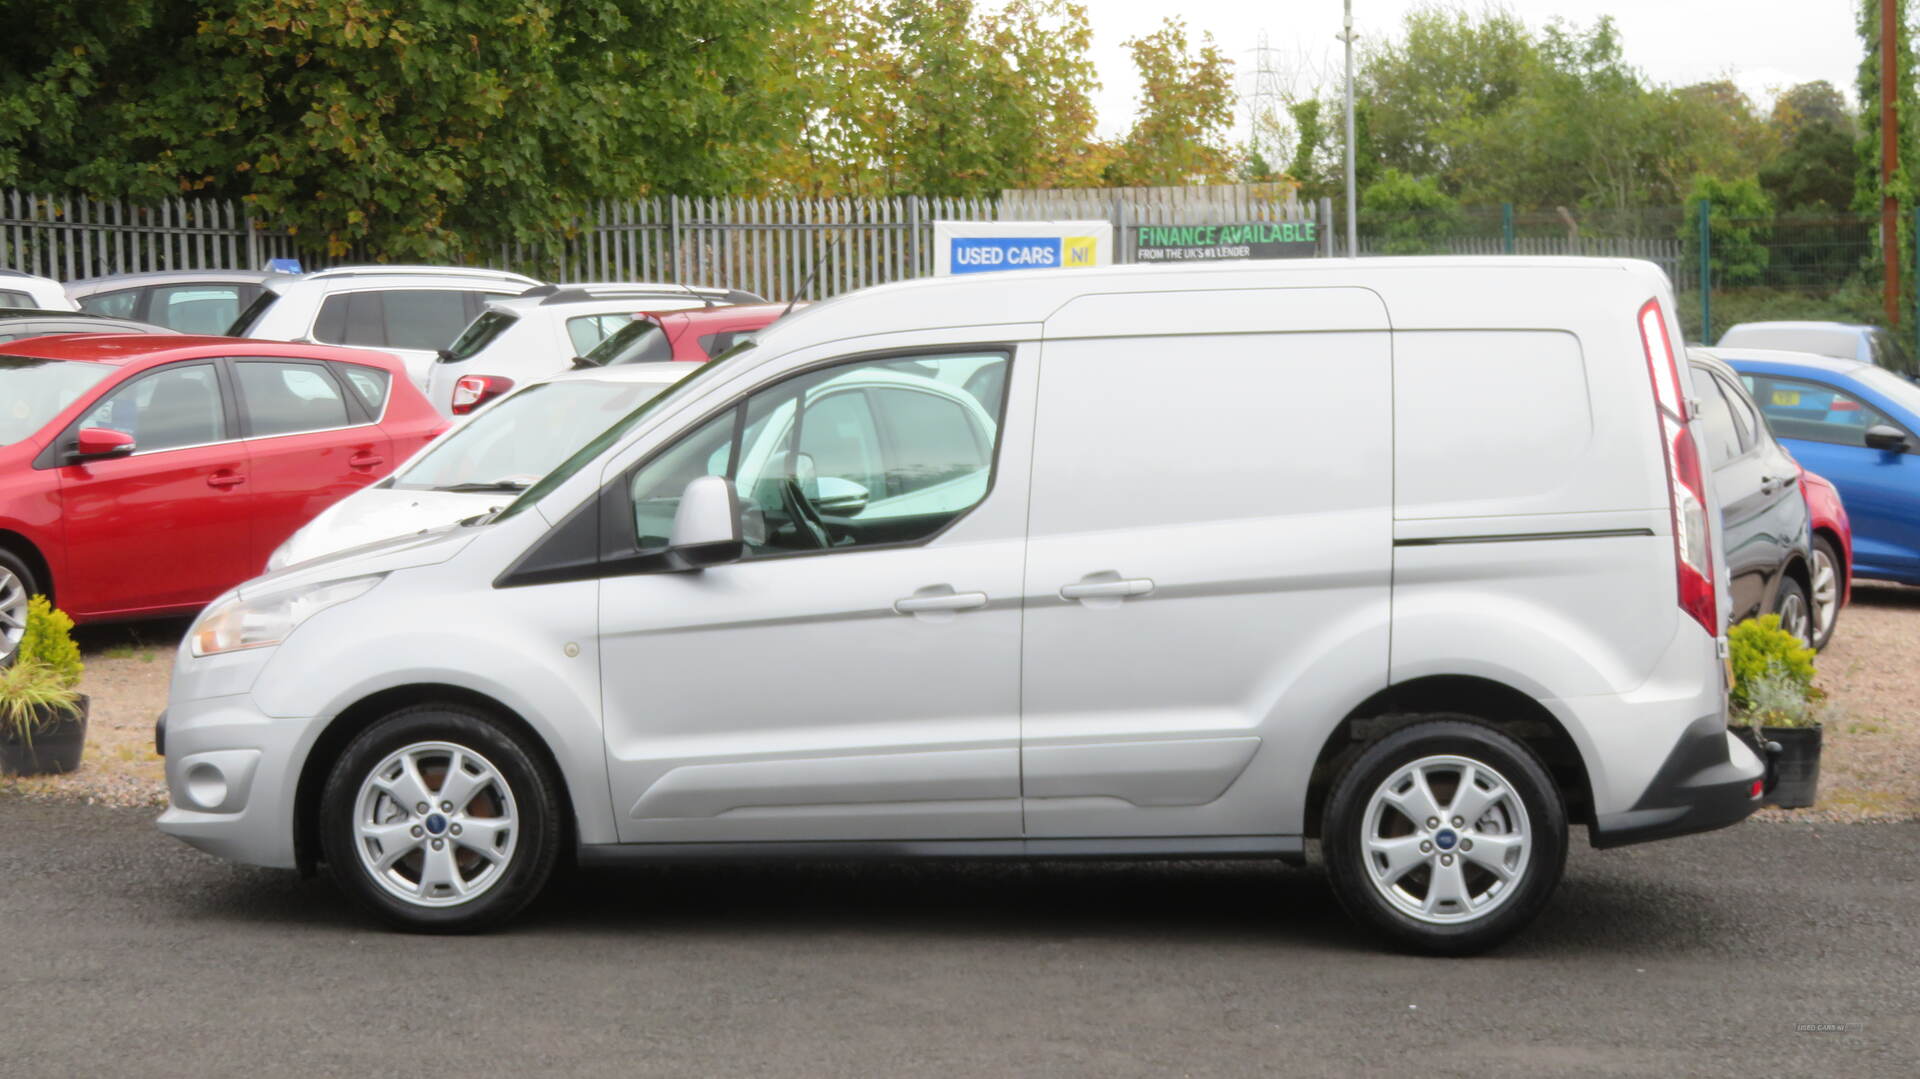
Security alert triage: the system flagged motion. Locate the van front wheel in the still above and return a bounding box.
[318,705,562,932]
[1322,719,1567,955]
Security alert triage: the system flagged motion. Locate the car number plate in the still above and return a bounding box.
[1771,390,1800,406]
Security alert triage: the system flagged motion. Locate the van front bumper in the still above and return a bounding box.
[1589,714,1765,849]
[154,694,316,870]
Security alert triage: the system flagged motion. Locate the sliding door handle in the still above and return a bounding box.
[894,590,988,614]
[1059,577,1154,601]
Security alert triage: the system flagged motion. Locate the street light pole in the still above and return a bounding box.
[1341,0,1358,258]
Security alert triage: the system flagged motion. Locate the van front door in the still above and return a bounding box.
[1019,289,1395,839]
[596,349,1032,844]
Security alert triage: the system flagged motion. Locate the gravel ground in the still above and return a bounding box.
[7,588,1917,820]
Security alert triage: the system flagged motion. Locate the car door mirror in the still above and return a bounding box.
[813,476,870,516]
[1864,424,1910,453]
[667,474,743,569]
[73,427,137,460]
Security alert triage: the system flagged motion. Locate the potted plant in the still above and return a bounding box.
[0,595,88,777]
[1727,613,1821,809]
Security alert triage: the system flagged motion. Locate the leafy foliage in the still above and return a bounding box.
[1683,174,1775,286]
[1360,169,1460,254]
[1728,614,1817,714]
[0,659,82,747]
[18,595,83,690]
[1103,19,1237,187]
[0,0,807,261]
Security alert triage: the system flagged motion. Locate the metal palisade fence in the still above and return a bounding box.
[2,186,1318,301]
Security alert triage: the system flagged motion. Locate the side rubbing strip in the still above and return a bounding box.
[1394,528,1656,548]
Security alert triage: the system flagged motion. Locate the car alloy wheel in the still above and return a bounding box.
[352,740,520,908]
[1809,542,1840,650]
[1359,754,1532,925]
[1774,577,1811,647]
[0,561,30,665]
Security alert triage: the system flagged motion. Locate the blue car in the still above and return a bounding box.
[1719,347,1920,586]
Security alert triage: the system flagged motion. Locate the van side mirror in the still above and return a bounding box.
[1864,424,1910,453]
[73,427,136,460]
[667,475,743,569]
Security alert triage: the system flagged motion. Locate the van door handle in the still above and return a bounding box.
[894,589,988,614]
[1060,577,1155,601]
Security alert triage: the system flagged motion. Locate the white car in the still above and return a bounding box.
[159,257,1762,953]
[227,266,543,391]
[424,283,762,417]
[0,270,78,311]
[268,363,695,571]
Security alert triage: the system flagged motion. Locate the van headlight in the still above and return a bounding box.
[190,577,383,657]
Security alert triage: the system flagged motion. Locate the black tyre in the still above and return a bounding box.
[1322,718,1568,956]
[1773,574,1812,648]
[1808,539,1842,651]
[0,547,38,668]
[318,704,563,932]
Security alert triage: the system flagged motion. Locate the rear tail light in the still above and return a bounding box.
[451,375,514,415]
[1638,298,1717,636]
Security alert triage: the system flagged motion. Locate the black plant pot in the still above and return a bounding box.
[0,694,89,776]
[1761,725,1821,810]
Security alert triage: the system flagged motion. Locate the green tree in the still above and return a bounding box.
[1360,167,1461,253]
[1761,81,1857,212]
[1682,174,1774,286]
[0,0,806,262]
[1105,18,1237,187]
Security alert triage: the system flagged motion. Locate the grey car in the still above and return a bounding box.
[1688,349,1817,642]
[0,307,178,343]
[64,270,288,335]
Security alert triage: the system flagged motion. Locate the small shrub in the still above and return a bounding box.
[18,596,83,689]
[1743,664,1818,728]
[0,660,83,748]
[1728,614,1814,713]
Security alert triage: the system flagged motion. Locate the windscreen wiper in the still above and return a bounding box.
[436,480,532,493]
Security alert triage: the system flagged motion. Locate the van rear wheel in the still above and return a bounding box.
[318,704,562,933]
[1322,719,1567,955]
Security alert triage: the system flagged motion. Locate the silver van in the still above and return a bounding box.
[157,258,1764,953]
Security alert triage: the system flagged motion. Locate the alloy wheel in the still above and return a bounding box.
[0,566,27,663]
[1778,589,1811,646]
[1810,549,1839,644]
[1360,754,1533,925]
[351,741,519,908]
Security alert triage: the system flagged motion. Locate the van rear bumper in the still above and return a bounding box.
[1588,714,1764,849]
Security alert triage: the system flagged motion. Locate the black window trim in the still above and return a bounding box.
[496,342,1017,588]
[32,359,239,469]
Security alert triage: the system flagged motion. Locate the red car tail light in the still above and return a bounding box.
[1638,299,1716,636]
[451,375,515,415]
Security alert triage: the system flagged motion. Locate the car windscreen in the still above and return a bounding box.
[494,347,745,521]
[1852,365,1920,417]
[391,379,681,492]
[0,356,114,446]
[583,317,673,366]
[1718,326,1857,361]
[226,287,281,336]
[443,310,518,362]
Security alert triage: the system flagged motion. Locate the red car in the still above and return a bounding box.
[0,334,444,636]
[595,302,799,366]
[1800,466,1852,650]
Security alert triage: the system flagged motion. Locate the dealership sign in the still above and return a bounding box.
[933,220,1111,275]
[1132,221,1319,263]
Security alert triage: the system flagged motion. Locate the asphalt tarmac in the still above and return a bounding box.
[1,802,1914,1077]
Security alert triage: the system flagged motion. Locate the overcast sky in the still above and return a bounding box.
[1081,0,1864,139]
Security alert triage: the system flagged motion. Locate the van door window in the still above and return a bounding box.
[621,352,1009,559]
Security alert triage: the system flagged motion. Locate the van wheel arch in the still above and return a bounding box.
[293,684,575,877]
[1303,676,1594,840]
